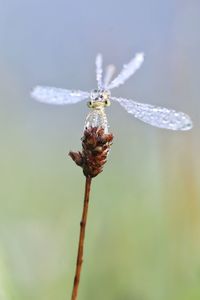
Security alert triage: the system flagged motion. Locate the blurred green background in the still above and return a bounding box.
[0,0,200,299]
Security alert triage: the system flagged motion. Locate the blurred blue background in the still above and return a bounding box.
[0,1,200,299]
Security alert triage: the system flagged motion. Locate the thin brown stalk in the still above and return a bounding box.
[69,127,113,299]
[71,176,92,300]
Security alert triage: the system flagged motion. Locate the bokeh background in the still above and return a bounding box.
[0,0,200,299]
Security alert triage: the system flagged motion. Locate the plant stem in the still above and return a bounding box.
[71,176,92,300]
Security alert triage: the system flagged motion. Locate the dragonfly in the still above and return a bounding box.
[31,52,193,132]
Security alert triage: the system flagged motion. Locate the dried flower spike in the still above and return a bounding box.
[69,127,113,178]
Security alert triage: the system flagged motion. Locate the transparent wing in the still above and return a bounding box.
[31,86,89,105]
[112,97,193,131]
[107,53,144,90]
[103,64,116,88]
[96,53,103,89]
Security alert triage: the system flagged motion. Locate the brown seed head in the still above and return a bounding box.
[69,127,113,178]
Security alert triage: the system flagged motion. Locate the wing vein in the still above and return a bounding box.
[111,97,192,130]
[31,86,89,105]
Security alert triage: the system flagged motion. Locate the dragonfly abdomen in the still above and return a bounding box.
[85,108,108,133]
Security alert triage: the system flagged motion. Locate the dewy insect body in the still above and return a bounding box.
[31,52,193,131]
[85,89,111,133]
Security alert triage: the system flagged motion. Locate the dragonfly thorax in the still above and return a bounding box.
[88,89,111,109]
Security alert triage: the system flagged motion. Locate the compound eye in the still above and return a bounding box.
[104,99,111,107]
[87,100,93,108]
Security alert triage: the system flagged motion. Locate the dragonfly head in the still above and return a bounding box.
[88,89,111,109]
